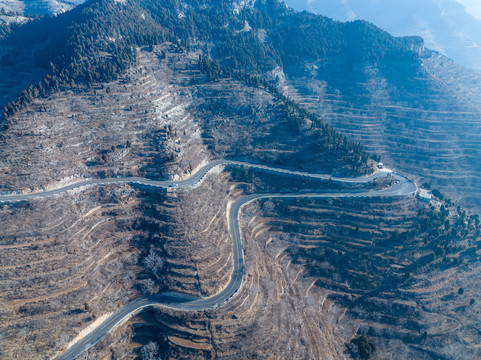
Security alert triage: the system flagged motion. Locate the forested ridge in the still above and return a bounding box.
[1,0,173,117]
[197,53,370,172]
[1,0,421,119]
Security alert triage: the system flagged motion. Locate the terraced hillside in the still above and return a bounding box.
[0,185,145,359]
[3,0,481,359]
[73,170,481,360]
[0,44,373,359]
[0,47,206,192]
[269,196,481,359]
[284,51,481,212]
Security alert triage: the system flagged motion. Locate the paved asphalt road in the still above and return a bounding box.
[0,160,417,359]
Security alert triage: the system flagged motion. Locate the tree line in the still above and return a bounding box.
[197,54,368,172]
[1,0,421,121]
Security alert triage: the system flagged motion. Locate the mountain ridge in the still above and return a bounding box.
[2,1,481,359]
[284,0,481,71]
[0,0,423,119]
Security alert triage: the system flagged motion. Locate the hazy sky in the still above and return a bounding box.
[455,0,481,19]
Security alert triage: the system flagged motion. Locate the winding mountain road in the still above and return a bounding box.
[0,160,417,360]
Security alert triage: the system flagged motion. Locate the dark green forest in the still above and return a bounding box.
[0,0,422,118]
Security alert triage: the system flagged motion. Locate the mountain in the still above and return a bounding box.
[0,0,87,23]
[4,0,478,211]
[284,0,481,71]
[0,0,421,118]
[2,1,481,359]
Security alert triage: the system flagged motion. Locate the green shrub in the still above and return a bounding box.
[351,336,376,360]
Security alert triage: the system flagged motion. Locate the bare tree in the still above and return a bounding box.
[140,341,159,360]
[140,278,157,295]
[55,334,70,350]
[143,248,164,278]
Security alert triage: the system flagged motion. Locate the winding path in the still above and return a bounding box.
[0,160,417,360]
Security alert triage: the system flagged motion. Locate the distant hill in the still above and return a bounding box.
[0,0,89,28]
[284,0,481,71]
[0,0,86,21]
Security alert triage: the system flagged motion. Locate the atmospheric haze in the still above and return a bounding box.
[284,0,481,71]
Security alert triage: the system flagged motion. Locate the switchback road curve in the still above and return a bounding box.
[0,160,417,360]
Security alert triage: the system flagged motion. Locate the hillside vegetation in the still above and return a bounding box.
[0,0,419,118]
[0,44,372,359]
[1,0,481,359]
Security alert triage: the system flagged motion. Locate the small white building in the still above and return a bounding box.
[418,189,432,202]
